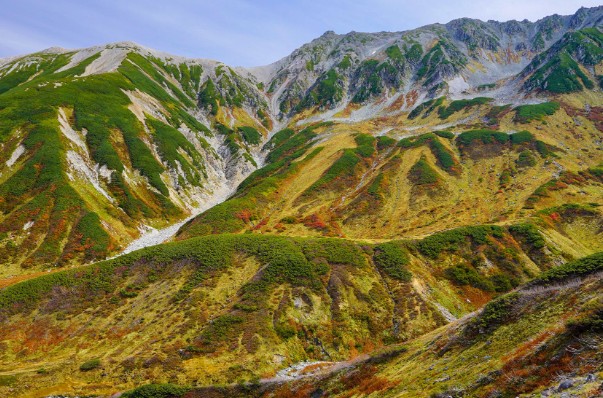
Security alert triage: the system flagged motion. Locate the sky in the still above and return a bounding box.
[0,0,600,66]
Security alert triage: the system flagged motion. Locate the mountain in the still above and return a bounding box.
[0,6,602,398]
[0,42,268,274]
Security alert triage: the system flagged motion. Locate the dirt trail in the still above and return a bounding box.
[260,355,370,384]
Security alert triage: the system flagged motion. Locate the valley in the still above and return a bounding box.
[0,6,602,398]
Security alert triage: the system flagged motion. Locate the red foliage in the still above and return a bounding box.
[235,209,252,223]
[338,365,397,397]
[274,223,286,232]
[303,214,328,230]
[253,217,269,230]
[549,212,561,222]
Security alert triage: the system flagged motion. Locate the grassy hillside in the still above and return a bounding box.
[0,217,590,397]
[178,95,603,242]
[1,18,603,398]
[114,252,602,398]
[0,47,267,276]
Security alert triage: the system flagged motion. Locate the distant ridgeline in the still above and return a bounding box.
[0,6,602,398]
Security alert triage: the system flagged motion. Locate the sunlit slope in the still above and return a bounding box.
[178,95,603,242]
[2,214,599,396]
[188,252,602,398]
[0,44,269,275]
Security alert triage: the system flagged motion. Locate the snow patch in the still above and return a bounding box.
[118,178,235,256]
[98,165,113,181]
[6,145,25,167]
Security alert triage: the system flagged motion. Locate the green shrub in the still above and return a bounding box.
[354,133,376,157]
[445,264,494,291]
[509,130,534,144]
[429,139,455,172]
[338,55,352,70]
[416,225,504,259]
[303,149,360,194]
[471,292,520,332]
[566,306,603,333]
[408,97,445,119]
[533,251,603,285]
[408,157,439,185]
[489,274,516,292]
[385,45,404,63]
[275,324,297,339]
[147,118,205,186]
[398,134,456,173]
[516,150,537,167]
[299,69,343,109]
[456,129,509,146]
[373,242,412,281]
[301,238,365,267]
[514,102,560,123]
[79,358,101,371]
[438,97,492,119]
[376,135,397,150]
[434,131,454,139]
[237,126,262,145]
[121,383,191,398]
[509,224,545,249]
[405,43,423,63]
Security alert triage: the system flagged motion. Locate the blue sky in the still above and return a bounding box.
[0,0,599,66]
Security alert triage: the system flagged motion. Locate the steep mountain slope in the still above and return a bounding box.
[177,95,603,243]
[250,6,603,122]
[0,42,270,276]
[0,6,602,398]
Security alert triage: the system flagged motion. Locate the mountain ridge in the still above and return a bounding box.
[0,6,602,397]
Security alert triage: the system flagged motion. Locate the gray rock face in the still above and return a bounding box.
[557,379,574,391]
[245,6,603,122]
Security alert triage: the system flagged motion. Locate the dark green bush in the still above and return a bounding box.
[514,102,560,123]
[509,224,545,249]
[566,307,603,334]
[409,157,439,185]
[373,242,412,281]
[509,130,534,144]
[438,97,492,119]
[516,150,537,167]
[408,97,445,119]
[275,324,297,339]
[416,225,504,259]
[304,149,360,194]
[237,126,262,145]
[472,292,520,332]
[376,135,397,150]
[354,133,376,158]
[456,129,509,146]
[385,45,404,63]
[444,264,494,291]
[434,131,454,139]
[79,358,101,371]
[121,383,191,398]
[533,251,603,285]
